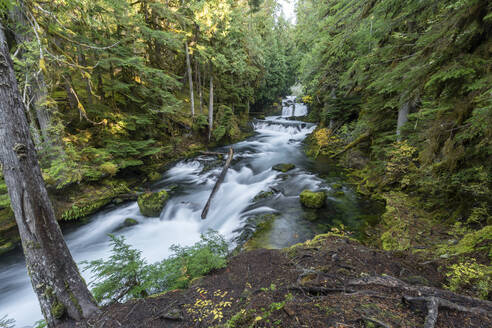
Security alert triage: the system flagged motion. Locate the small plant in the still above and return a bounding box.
[446,259,491,299]
[83,230,228,304]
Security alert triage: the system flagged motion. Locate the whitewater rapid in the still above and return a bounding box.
[0,109,323,327]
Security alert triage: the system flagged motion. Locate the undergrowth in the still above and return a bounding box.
[83,230,228,305]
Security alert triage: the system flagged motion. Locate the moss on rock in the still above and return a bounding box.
[299,190,326,209]
[253,190,274,202]
[273,163,295,173]
[124,218,138,227]
[137,190,169,217]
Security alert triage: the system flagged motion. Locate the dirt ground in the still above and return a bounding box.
[68,234,492,328]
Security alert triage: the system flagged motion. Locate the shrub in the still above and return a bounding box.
[83,230,228,304]
[446,259,492,300]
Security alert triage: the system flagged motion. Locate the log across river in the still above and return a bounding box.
[0,99,382,327]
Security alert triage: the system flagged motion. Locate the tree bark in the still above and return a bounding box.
[201,147,234,219]
[208,70,214,142]
[0,24,99,327]
[397,95,417,141]
[11,2,54,147]
[197,63,203,113]
[185,42,195,117]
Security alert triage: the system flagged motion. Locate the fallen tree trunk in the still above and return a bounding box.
[199,151,227,157]
[201,147,234,219]
[332,131,371,158]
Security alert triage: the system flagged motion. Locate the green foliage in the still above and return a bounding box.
[83,230,228,304]
[295,0,492,250]
[446,259,492,300]
[158,230,228,290]
[83,234,151,304]
[213,105,240,142]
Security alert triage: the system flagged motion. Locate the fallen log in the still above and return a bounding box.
[201,147,234,219]
[332,131,371,158]
[199,151,227,157]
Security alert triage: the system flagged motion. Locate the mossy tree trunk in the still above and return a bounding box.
[0,24,99,327]
[208,70,214,142]
[11,2,54,148]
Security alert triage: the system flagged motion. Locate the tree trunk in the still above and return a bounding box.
[185,42,195,117]
[208,71,214,142]
[329,88,336,129]
[197,63,203,113]
[11,2,54,147]
[33,75,54,145]
[0,24,99,327]
[397,95,417,141]
[397,102,410,140]
[201,147,234,219]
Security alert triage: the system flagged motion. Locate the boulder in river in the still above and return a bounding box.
[299,190,326,209]
[273,163,295,173]
[137,190,169,217]
[123,218,138,227]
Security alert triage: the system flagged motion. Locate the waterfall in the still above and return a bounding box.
[282,96,308,117]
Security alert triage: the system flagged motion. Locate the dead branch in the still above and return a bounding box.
[199,151,227,156]
[347,275,492,311]
[201,147,234,219]
[403,295,490,328]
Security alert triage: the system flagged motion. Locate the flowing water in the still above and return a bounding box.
[281,96,308,117]
[0,98,381,327]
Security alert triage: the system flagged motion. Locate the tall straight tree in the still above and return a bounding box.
[208,71,214,142]
[0,23,99,327]
[185,41,195,117]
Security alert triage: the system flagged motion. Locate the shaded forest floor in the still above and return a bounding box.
[69,234,492,328]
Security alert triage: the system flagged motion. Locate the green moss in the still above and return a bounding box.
[51,301,65,319]
[299,190,326,209]
[253,190,274,202]
[61,199,111,221]
[243,214,278,250]
[148,172,162,182]
[123,218,138,227]
[272,163,295,173]
[137,190,169,217]
[446,225,492,259]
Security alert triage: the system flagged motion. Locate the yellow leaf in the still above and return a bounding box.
[39,58,47,74]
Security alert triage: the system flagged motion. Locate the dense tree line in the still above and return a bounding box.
[295,0,491,299]
[296,0,491,228]
[0,0,296,250]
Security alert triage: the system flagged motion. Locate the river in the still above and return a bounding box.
[0,98,380,327]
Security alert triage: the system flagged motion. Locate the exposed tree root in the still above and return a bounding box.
[347,275,492,327]
[403,295,490,328]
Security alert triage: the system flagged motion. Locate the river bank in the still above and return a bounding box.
[0,115,256,256]
[67,234,492,328]
[303,126,492,301]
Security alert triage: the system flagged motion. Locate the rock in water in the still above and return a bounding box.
[137,190,169,217]
[299,190,326,208]
[123,218,138,227]
[273,163,296,172]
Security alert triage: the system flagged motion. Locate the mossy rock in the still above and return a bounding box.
[148,172,162,182]
[137,190,169,217]
[253,190,274,202]
[123,218,138,227]
[273,163,295,173]
[300,190,326,209]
